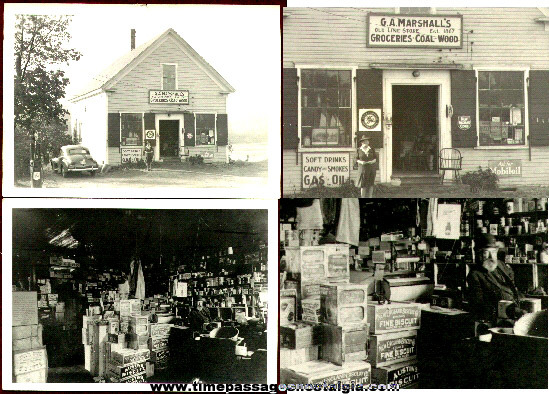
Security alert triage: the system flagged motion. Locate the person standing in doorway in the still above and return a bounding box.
[356,136,378,198]
[144,141,154,171]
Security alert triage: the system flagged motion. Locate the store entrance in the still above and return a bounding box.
[392,85,439,174]
[159,120,179,158]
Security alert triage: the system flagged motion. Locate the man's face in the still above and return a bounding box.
[482,247,498,271]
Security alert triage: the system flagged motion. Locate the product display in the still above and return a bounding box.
[280,198,548,389]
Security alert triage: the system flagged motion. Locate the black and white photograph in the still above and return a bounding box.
[283,6,549,198]
[3,199,278,388]
[279,197,548,389]
[3,3,280,198]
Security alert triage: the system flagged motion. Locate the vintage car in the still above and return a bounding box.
[50,145,99,177]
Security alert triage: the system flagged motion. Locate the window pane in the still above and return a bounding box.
[314,70,326,88]
[479,108,491,122]
[121,113,143,146]
[327,71,338,88]
[300,69,352,147]
[339,71,351,88]
[301,70,314,88]
[478,72,489,90]
[326,89,338,107]
[195,114,216,145]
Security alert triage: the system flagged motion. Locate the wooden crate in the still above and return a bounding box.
[280,360,371,385]
[367,303,421,334]
[280,322,321,349]
[280,346,319,368]
[320,283,368,327]
[320,323,369,366]
[371,360,419,388]
[369,330,418,367]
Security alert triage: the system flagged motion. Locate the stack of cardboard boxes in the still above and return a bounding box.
[82,297,174,382]
[12,291,47,383]
[280,245,373,386]
[368,302,422,389]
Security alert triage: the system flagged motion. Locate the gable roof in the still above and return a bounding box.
[70,28,235,101]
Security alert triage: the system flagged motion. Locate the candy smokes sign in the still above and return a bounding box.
[489,160,522,177]
[367,14,463,48]
[302,153,350,188]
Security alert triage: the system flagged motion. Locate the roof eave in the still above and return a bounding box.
[68,88,105,103]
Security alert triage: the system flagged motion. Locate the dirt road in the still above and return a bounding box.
[18,161,269,189]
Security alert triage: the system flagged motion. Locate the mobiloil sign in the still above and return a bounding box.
[489,160,522,177]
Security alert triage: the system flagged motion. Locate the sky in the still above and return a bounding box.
[7,4,280,140]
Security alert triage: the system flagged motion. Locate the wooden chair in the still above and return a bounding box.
[439,148,463,184]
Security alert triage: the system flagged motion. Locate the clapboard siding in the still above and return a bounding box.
[283,8,549,69]
[71,93,108,165]
[460,147,549,186]
[109,35,227,114]
[282,149,381,196]
[108,147,122,166]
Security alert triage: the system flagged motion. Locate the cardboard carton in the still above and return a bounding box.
[368,303,421,334]
[369,330,418,367]
[110,348,150,366]
[149,323,172,338]
[280,346,319,368]
[371,360,419,388]
[280,322,321,349]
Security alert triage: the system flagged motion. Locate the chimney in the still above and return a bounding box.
[131,29,136,50]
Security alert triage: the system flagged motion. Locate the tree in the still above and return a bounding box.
[14,15,81,179]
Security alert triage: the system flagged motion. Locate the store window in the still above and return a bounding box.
[162,64,176,90]
[195,114,216,145]
[121,113,143,146]
[478,71,526,146]
[300,69,352,147]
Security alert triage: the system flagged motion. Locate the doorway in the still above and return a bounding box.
[159,120,179,158]
[392,85,439,174]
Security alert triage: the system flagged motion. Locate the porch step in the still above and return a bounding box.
[392,174,441,185]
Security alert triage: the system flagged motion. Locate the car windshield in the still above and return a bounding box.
[67,148,89,155]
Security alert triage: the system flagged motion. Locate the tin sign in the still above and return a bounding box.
[359,109,382,132]
[149,90,189,104]
[302,153,351,188]
[121,148,142,163]
[458,116,471,130]
[489,160,522,177]
[145,129,156,140]
[367,14,463,48]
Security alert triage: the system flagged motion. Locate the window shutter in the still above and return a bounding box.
[183,112,195,147]
[283,68,299,149]
[356,69,383,149]
[108,113,120,147]
[216,114,228,146]
[450,70,477,148]
[528,70,549,147]
[144,113,156,146]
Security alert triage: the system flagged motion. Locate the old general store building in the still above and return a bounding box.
[283,7,549,195]
[70,28,235,165]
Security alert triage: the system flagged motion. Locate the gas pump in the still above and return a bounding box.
[30,132,43,188]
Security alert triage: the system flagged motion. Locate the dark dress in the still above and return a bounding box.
[144,146,154,165]
[357,147,378,187]
[467,260,520,322]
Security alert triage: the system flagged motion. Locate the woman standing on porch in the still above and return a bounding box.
[356,136,378,198]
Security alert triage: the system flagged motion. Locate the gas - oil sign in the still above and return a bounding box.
[302,153,350,188]
[489,160,522,177]
[367,14,462,48]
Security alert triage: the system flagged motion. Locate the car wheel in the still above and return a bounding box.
[61,165,68,178]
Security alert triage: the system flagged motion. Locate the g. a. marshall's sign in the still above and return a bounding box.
[489,160,522,177]
[149,90,189,104]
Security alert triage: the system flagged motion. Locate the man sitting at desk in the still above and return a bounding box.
[189,298,212,331]
[467,234,525,323]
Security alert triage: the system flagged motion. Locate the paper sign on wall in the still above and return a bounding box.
[433,204,461,240]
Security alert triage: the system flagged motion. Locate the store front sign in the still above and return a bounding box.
[149,90,189,104]
[302,153,350,188]
[121,148,142,163]
[359,109,382,132]
[458,116,471,130]
[489,160,522,177]
[367,14,463,48]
